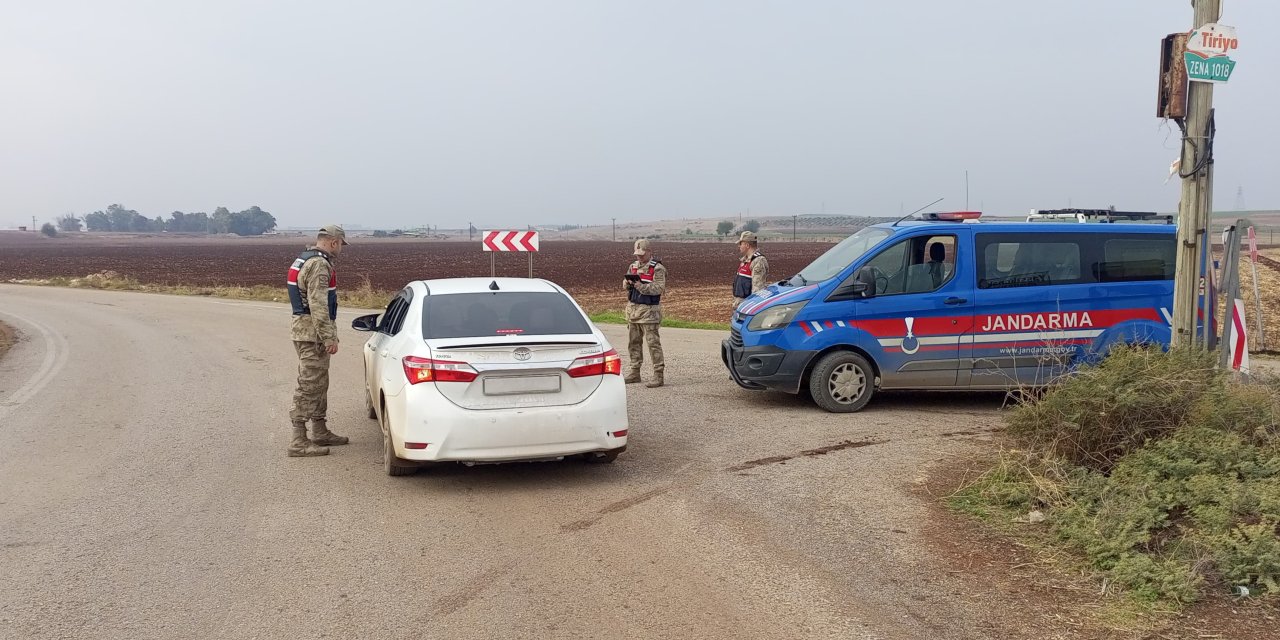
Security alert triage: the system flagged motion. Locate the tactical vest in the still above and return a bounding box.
[287,249,338,320]
[628,259,662,306]
[734,252,762,299]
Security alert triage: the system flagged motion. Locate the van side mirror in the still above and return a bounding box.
[352,313,379,332]
[849,267,880,299]
[829,267,877,302]
[854,266,877,298]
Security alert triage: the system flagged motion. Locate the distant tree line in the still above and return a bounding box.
[716,219,760,237]
[71,204,277,236]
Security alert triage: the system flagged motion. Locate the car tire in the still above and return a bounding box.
[809,351,875,413]
[366,388,378,420]
[380,405,417,477]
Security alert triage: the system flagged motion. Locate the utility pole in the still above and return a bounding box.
[32,216,37,231]
[1171,0,1222,348]
[965,170,970,209]
[611,218,616,242]
[792,215,797,242]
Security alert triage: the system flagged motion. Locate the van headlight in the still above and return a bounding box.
[748,301,808,331]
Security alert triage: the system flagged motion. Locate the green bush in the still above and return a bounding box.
[953,347,1280,606]
[1007,347,1219,471]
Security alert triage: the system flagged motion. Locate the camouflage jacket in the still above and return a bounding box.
[624,258,667,324]
[289,247,339,345]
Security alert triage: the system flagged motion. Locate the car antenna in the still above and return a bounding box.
[892,197,944,227]
[489,280,499,291]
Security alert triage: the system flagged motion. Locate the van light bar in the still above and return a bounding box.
[920,211,982,221]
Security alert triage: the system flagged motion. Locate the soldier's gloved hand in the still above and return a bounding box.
[326,341,340,355]
[623,279,633,290]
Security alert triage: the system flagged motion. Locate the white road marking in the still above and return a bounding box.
[0,309,70,419]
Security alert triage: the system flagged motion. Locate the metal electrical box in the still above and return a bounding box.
[1157,33,1189,120]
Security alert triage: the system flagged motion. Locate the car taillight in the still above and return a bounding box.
[402,356,479,384]
[567,349,622,378]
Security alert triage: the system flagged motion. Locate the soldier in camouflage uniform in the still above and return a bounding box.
[624,239,667,388]
[733,231,769,308]
[285,224,351,457]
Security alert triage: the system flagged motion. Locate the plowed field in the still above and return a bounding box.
[0,233,832,323]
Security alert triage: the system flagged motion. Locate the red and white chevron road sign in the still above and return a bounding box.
[482,230,540,252]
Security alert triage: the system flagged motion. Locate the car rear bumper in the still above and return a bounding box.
[392,379,629,462]
[721,338,813,394]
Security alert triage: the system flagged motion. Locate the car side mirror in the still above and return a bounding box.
[352,313,379,332]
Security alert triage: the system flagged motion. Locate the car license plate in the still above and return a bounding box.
[482,375,561,396]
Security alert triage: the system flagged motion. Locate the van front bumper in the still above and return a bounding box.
[720,339,814,394]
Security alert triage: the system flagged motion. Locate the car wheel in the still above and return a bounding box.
[380,404,417,477]
[809,351,875,413]
[366,388,378,420]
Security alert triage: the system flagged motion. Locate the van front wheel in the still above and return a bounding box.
[809,351,875,413]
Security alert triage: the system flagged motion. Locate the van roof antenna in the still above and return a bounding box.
[489,280,499,291]
[892,197,944,226]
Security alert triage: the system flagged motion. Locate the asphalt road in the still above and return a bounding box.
[0,285,1009,639]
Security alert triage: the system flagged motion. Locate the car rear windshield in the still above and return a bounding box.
[422,292,592,339]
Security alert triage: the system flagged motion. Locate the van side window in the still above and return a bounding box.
[862,234,957,296]
[1096,238,1175,282]
[978,236,1083,289]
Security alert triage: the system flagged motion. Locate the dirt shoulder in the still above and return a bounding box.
[0,320,14,361]
[921,454,1279,639]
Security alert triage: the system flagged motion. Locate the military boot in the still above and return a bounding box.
[287,425,329,457]
[624,371,641,384]
[311,420,349,446]
[645,372,664,388]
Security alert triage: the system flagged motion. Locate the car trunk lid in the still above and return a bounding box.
[425,336,606,409]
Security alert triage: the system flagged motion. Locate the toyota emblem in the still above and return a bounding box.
[513,347,532,361]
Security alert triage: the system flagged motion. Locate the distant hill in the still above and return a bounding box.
[549,214,892,242]
[1212,210,1280,225]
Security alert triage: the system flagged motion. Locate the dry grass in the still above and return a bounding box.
[1006,347,1219,471]
[1243,251,1280,351]
[5,272,729,329]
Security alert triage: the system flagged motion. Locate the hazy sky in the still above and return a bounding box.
[1,1,1275,229]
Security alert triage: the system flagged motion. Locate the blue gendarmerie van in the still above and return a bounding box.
[721,211,1178,412]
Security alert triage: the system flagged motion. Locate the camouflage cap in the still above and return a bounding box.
[318,224,349,245]
[633,238,650,255]
[738,231,758,243]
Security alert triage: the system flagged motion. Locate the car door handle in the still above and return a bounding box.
[944,297,968,305]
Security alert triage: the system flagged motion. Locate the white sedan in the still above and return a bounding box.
[352,278,629,476]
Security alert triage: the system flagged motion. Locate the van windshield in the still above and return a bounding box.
[790,227,892,285]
